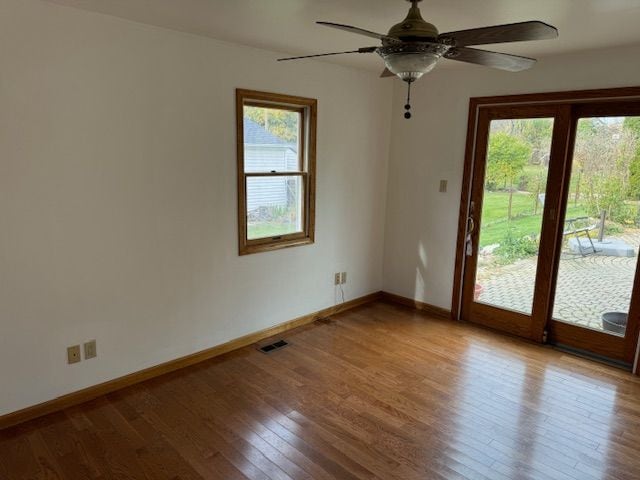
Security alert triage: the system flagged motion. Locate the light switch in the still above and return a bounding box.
[439,180,448,193]
[84,340,97,360]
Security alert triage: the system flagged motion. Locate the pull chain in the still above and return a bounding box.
[404,81,412,119]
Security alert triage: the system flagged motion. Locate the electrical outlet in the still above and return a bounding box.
[341,272,347,284]
[67,345,81,364]
[84,340,97,360]
[334,273,341,285]
[439,179,448,193]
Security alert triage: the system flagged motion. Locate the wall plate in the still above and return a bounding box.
[67,345,81,364]
[84,340,97,360]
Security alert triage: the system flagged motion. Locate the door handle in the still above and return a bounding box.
[466,201,476,257]
[465,217,475,257]
[467,217,475,236]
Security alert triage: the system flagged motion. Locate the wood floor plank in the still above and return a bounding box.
[2,301,640,479]
[206,372,380,480]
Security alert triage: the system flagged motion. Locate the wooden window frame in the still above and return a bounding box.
[236,89,317,255]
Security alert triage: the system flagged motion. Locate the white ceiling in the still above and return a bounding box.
[48,0,640,72]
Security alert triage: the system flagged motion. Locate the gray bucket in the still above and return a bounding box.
[602,312,628,335]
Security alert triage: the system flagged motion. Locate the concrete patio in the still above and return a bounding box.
[476,230,639,333]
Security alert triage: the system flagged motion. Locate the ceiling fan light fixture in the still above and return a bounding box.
[378,43,449,82]
[383,52,437,81]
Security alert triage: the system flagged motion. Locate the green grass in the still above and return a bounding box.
[481,191,539,226]
[480,214,543,247]
[479,191,588,247]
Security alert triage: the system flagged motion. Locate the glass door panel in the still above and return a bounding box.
[475,118,554,315]
[461,105,565,340]
[552,117,640,339]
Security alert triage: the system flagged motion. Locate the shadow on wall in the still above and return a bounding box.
[397,218,456,311]
[415,241,429,303]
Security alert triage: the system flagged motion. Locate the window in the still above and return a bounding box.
[236,89,317,255]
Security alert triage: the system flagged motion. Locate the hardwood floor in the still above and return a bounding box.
[2,301,640,480]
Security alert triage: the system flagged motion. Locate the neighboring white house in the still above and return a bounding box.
[244,118,298,212]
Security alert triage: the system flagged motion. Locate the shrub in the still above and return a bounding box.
[496,229,539,264]
[586,176,636,224]
[605,223,624,235]
[613,204,640,225]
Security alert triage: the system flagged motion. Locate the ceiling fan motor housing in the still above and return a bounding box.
[380,0,446,83]
[387,0,439,42]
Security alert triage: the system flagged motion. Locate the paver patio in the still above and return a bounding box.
[476,230,640,333]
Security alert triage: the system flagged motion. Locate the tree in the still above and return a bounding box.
[244,106,299,142]
[490,118,552,164]
[486,132,531,220]
[574,118,635,220]
[629,156,640,200]
[623,116,640,137]
[624,117,640,200]
[514,118,553,165]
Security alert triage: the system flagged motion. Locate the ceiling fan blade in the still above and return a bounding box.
[445,47,537,72]
[380,68,395,78]
[278,47,377,62]
[317,22,399,43]
[439,21,558,47]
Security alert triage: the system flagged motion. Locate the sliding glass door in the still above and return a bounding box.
[547,105,640,365]
[459,96,640,367]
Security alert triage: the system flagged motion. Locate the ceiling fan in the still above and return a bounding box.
[278,0,558,118]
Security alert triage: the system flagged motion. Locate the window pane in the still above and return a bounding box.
[552,116,640,336]
[475,118,554,315]
[243,106,300,173]
[247,176,304,240]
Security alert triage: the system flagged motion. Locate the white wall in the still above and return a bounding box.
[0,0,392,415]
[383,44,640,311]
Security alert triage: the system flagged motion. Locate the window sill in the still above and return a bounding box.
[239,237,314,256]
